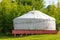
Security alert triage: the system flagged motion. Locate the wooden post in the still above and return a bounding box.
[20,34,23,36]
[14,34,16,37]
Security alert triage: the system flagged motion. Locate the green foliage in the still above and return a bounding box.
[41,1,60,30]
[0,0,44,34]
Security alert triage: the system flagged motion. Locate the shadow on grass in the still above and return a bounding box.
[0,34,44,39]
[0,33,58,39]
[0,34,34,39]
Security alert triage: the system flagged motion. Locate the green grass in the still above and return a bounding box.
[0,32,60,40]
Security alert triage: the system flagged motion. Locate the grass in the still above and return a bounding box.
[0,32,60,40]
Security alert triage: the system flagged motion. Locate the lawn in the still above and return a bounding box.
[0,32,60,40]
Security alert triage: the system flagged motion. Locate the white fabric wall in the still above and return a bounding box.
[13,19,56,30]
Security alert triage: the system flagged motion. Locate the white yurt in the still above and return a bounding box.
[13,9,56,31]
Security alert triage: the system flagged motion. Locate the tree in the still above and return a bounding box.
[56,0,60,30]
[0,0,44,34]
[16,0,44,10]
[1,0,12,34]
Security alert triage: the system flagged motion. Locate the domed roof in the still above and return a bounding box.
[14,10,55,20]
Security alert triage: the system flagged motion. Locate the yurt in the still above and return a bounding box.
[12,9,57,36]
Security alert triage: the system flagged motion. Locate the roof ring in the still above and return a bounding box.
[33,8,35,11]
[31,8,35,14]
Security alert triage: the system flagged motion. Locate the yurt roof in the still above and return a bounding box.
[14,10,55,21]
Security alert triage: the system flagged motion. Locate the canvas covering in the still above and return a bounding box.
[13,10,56,30]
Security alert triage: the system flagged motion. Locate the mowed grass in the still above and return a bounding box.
[0,32,60,40]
